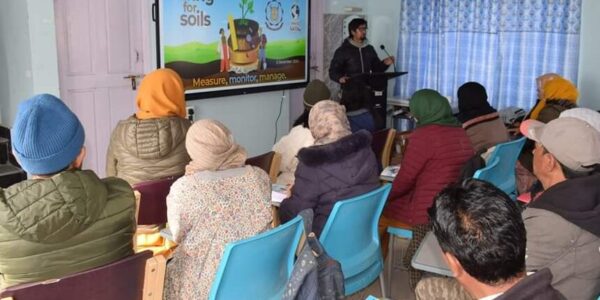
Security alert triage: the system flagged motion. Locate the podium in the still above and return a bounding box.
[345,71,407,129]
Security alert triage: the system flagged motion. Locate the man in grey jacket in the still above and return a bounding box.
[520,117,600,299]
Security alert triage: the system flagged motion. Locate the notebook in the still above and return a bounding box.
[380,165,400,182]
[271,184,288,207]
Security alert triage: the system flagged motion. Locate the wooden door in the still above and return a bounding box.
[54,0,145,177]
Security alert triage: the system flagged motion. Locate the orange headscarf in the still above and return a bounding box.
[135,68,186,120]
[530,76,578,120]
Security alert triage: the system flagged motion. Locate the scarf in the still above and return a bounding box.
[135,68,186,120]
[184,119,247,175]
[530,76,578,120]
[409,89,459,127]
[456,82,496,123]
[308,100,352,145]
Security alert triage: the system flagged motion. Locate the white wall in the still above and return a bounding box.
[578,0,600,110]
[27,0,60,97]
[0,1,35,126]
[187,92,289,156]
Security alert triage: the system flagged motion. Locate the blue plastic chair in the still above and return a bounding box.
[319,184,392,297]
[209,215,304,300]
[475,137,526,198]
[473,156,501,184]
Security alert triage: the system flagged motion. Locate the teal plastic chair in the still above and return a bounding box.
[209,215,304,300]
[319,184,392,297]
[475,137,526,198]
[473,157,501,184]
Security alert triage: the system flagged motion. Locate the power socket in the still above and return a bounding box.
[186,106,195,121]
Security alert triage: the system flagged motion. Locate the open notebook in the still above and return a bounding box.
[271,184,288,207]
[380,165,400,182]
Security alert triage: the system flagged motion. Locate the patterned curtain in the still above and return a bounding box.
[393,0,582,110]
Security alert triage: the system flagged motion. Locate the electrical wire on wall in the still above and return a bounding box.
[274,90,285,144]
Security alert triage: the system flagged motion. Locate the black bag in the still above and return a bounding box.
[458,149,487,182]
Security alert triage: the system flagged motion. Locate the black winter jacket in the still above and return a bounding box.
[279,130,380,236]
[329,39,389,84]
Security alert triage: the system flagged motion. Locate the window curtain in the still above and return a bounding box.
[393,0,582,110]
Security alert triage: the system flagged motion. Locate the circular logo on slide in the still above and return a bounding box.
[291,3,300,20]
[265,0,284,30]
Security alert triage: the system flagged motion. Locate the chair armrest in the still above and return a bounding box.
[143,255,167,300]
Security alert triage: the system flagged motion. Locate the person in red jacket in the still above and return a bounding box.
[380,89,474,289]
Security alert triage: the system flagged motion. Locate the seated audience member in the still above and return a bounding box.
[380,89,474,289]
[529,74,578,123]
[278,100,379,236]
[164,119,272,299]
[106,68,191,185]
[0,94,135,287]
[418,179,564,300]
[519,117,600,299]
[456,82,509,153]
[272,79,330,186]
[340,82,377,133]
[517,74,578,193]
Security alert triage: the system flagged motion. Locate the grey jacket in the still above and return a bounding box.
[523,173,600,299]
[106,116,191,185]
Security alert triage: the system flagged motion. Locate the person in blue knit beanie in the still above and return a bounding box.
[0,94,136,287]
[11,94,86,174]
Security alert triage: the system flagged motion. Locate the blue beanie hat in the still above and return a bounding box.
[11,94,85,175]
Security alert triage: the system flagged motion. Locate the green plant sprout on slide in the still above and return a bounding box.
[239,0,255,26]
[164,40,306,64]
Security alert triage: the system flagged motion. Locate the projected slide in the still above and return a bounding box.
[156,0,310,99]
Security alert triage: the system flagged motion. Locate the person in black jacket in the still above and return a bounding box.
[278,100,380,237]
[329,18,394,85]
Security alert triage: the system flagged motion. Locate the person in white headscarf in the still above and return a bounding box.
[164,119,272,300]
[279,100,380,236]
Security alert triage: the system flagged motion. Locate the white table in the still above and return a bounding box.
[411,231,453,277]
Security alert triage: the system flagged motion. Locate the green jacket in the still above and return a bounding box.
[0,170,136,287]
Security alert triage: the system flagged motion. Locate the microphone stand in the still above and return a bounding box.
[380,44,397,73]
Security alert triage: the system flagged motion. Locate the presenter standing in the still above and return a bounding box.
[329,18,394,85]
[329,18,395,129]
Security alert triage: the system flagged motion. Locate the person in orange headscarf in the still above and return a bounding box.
[517,74,579,193]
[529,74,578,122]
[106,68,191,184]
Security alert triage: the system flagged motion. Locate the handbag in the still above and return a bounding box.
[282,209,345,300]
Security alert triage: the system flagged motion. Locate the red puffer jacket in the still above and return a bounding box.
[384,125,474,225]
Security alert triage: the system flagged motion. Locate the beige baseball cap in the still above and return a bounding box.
[520,117,600,172]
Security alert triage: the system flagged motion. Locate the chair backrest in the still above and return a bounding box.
[371,128,396,169]
[319,184,392,280]
[473,157,501,187]
[209,215,304,300]
[132,176,180,225]
[245,151,280,183]
[483,137,527,196]
[0,251,153,300]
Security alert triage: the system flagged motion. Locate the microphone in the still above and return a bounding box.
[380,44,397,73]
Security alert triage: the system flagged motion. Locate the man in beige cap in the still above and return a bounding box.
[520,117,600,299]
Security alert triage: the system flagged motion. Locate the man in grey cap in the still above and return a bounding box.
[520,116,600,299]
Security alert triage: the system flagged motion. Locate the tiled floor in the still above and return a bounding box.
[347,238,416,300]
